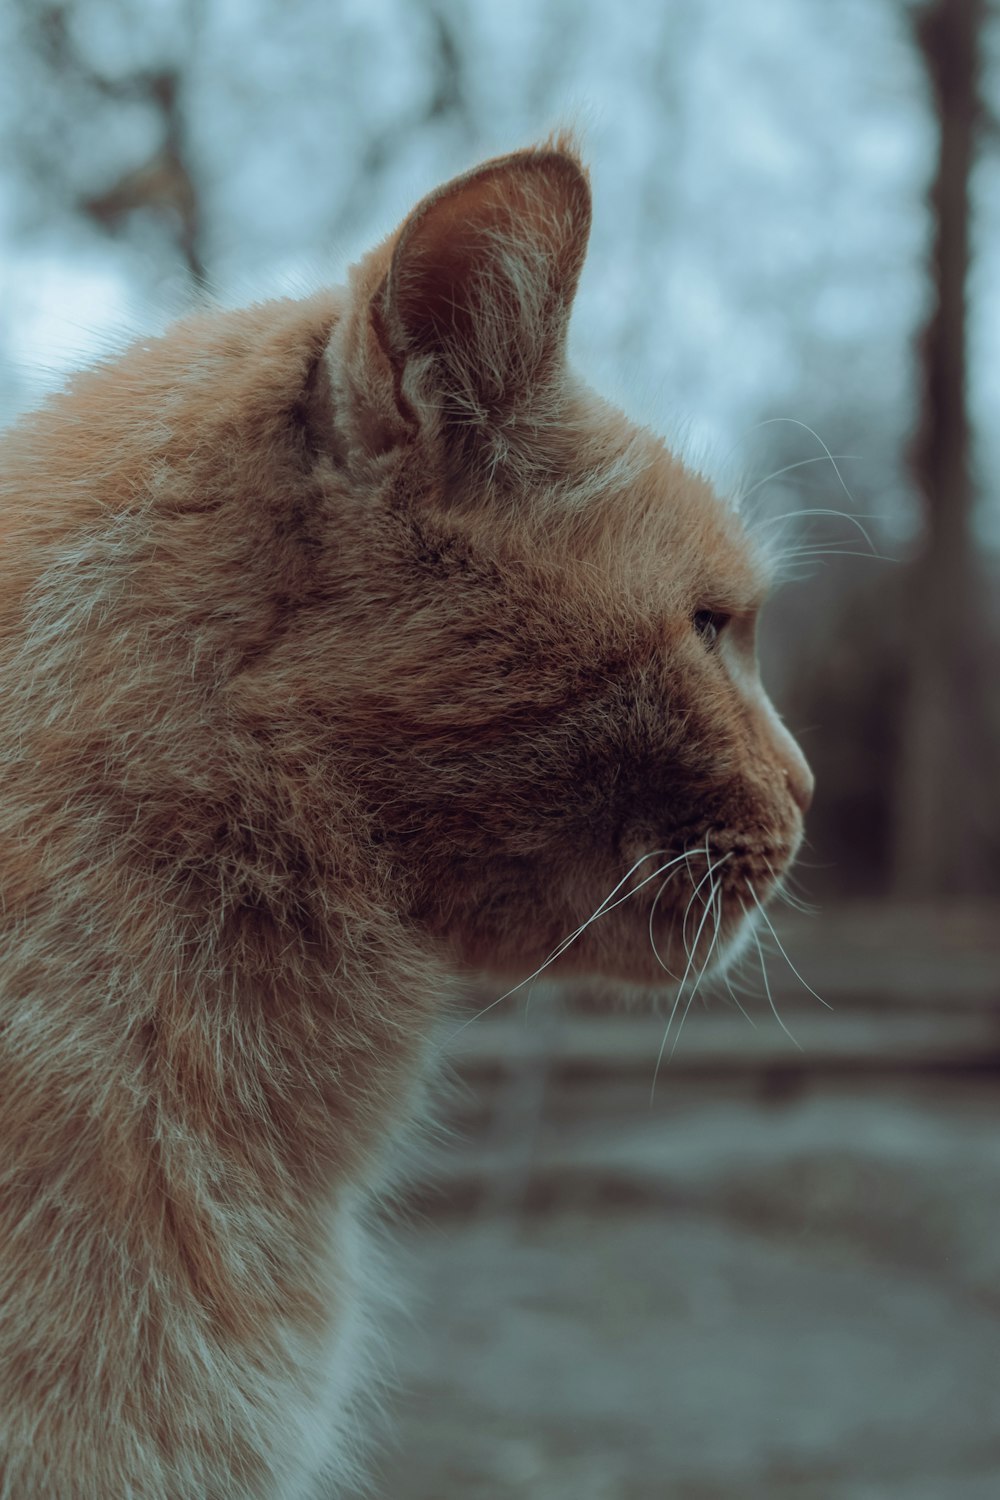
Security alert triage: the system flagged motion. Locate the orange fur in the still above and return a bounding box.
[0,143,811,1497]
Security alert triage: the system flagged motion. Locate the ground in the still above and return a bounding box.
[366,906,1000,1499]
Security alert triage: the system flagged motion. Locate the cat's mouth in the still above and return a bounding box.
[436,831,802,995]
[622,834,801,906]
[548,834,801,988]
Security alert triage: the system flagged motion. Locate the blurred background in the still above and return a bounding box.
[2,1,998,1496]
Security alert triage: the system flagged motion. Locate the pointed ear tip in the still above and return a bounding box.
[542,128,589,175]
[514,135,591,199]
[391,143,590,264]
[477,140,591,233]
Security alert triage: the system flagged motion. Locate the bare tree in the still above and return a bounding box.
[893,0,993,895]
[12,0,207,287]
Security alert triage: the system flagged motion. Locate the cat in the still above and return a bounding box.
[0,138,812,1498]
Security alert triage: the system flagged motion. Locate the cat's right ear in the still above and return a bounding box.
[325,142,591,481]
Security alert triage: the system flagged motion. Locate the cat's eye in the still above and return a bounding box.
[692,609,729,650]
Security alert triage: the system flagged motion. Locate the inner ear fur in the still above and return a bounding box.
[378,145,591,426]
[328,143,592,472]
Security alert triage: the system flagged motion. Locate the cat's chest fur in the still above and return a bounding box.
[0,141,810,1498]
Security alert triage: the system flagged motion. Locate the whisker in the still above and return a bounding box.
[648,867,683,974]
[777,543,892,563]
[755,505,881,530]
[747,882,832,1010]
[753,504,878,557]
[747,416,864,525]
[442,847,691,1045]
[666,875,725,1064]
[650,843,710,975]
[722,967,757,1029]
[579,849,695,927]
[691,838,721,1013]
[749,915,803,1052]
[680,833,713,959]
[649,853,730,1101]
[762,858,818,917]
[769,884,817,917]
[737,454,861,505]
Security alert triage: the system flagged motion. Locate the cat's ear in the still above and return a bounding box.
[327,142,591,474]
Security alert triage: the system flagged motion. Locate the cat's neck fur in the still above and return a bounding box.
[1,295,450,1340]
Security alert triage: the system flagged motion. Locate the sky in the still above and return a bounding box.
[0,0,996,549]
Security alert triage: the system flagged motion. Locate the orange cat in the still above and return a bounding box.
[0,141,811,1497]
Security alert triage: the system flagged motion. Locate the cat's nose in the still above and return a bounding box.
[761,699,814,816]
[782,745,814,816]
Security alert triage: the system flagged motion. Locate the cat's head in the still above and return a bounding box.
[294,142,813,987]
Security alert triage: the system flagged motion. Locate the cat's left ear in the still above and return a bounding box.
[327,142,591,473]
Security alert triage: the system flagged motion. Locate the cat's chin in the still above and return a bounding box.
[472,913,753,1001]
[449,858,784,994]
[469,904,754,994]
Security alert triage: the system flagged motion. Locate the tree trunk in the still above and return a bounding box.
[893,0,986,896]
